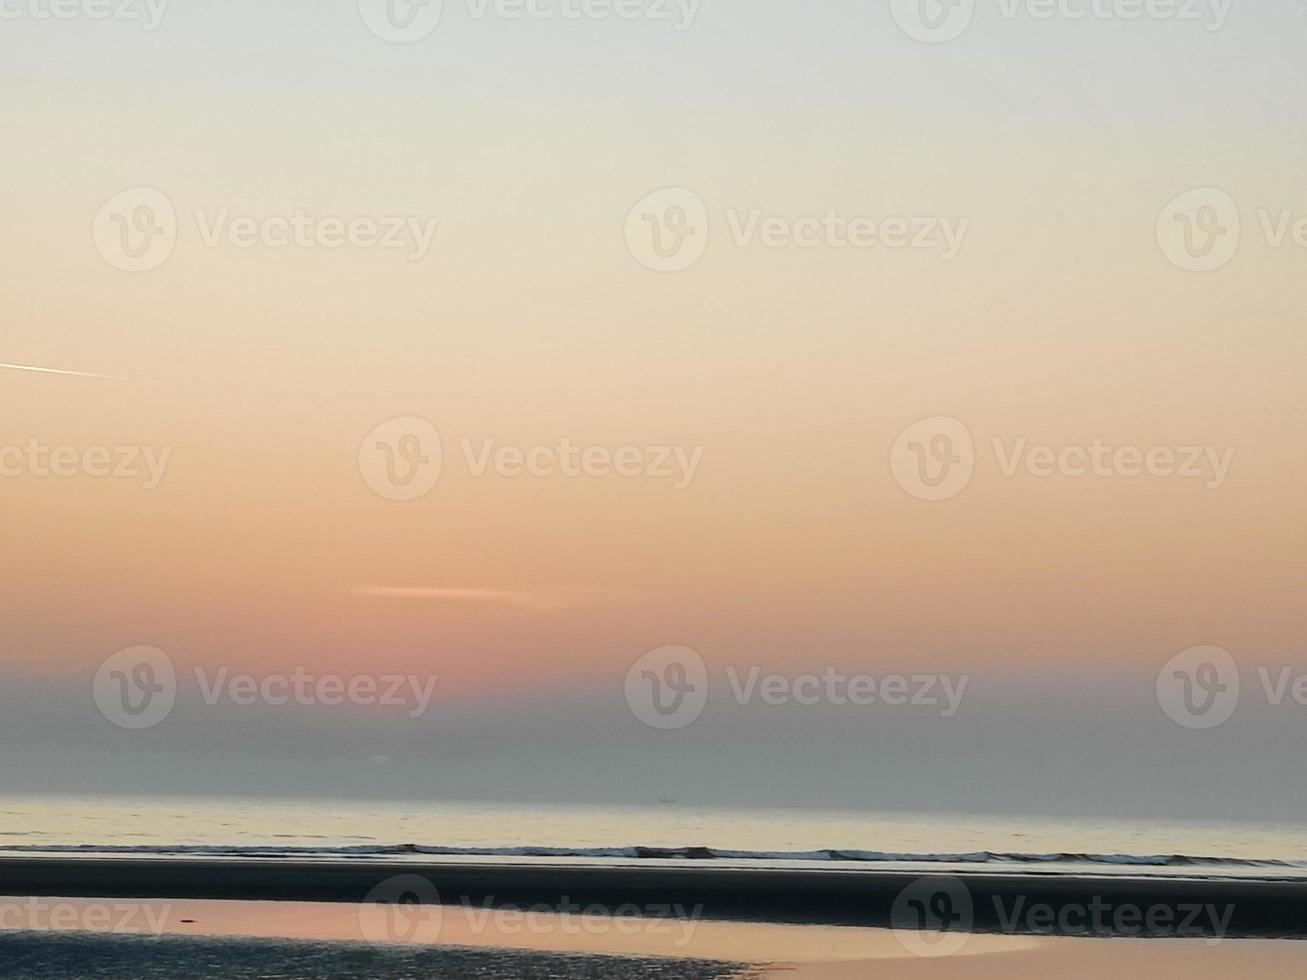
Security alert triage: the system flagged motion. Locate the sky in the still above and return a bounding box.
[1,0,1305,821]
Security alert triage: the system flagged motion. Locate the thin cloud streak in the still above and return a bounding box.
[349,586,653,613]
[0,362,134,382]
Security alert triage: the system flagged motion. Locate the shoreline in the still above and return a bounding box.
[0,903,1302,980]
[2,857,1305,940]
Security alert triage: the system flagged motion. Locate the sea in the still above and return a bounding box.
[3,795,1305,878]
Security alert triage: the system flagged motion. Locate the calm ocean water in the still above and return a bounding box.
[2,796,1305,876]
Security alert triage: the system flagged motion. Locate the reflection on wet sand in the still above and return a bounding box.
[4,897,1303,978]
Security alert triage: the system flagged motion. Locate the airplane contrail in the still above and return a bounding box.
[0,362,132,382]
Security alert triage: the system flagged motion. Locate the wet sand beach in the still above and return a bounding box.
[1,896,1303,979]
[763,938,1307,979]
[0,932,750,980]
